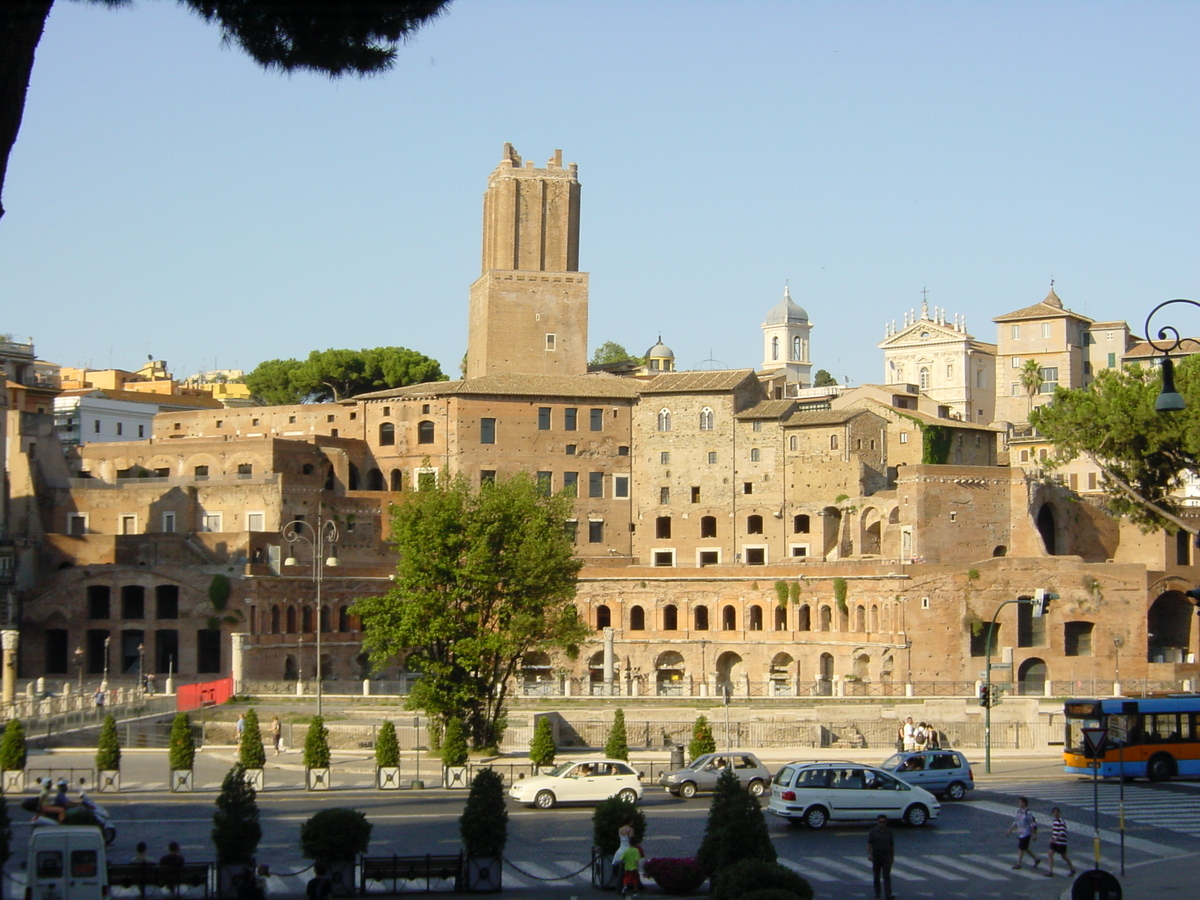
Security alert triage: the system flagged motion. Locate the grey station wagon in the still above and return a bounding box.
[659,752,772,798]
[880,749,975,800]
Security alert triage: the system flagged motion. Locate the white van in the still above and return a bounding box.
[26,827,109,900]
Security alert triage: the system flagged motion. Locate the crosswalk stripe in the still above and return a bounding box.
[971,800,1187,857]
[892,857,965,881]
[512,861,570,882]
[800,856,873,882]
[963,853,1046,880]
[927,854,1009,881]
[553,860,590,883]
[776,857,839,882]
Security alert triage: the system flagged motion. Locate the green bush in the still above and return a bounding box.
[95,715,120,771]
[697,768,776,876]
[303,716,331,769]
[711,859,813,900]
[604,708,629,761]
[375,721,400,768]
[688,715,716,762]
[300,808,372,861]
[211,765,261,865]
[239,709,266,769]
[0,720,26,771]
[529,717,556,768]
[460,768,508,857]
[592,795,645,856]
[441,718,468,767]
[168,713,195,770]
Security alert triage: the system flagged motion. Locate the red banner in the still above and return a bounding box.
[176,677,234,711]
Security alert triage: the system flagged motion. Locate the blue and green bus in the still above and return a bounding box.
[1064,696,1200,782]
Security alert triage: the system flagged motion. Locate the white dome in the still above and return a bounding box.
[764,285,808,325]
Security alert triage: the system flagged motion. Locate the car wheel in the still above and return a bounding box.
[945,781,967,801]
[747,779,766,797]
[1147,753,1176,783]
[903,804,929,827]
[534,790,555,809]
[679,782,697,799]
[803,806,828,830]
[617,788,638,804]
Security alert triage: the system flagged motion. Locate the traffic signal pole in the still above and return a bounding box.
[984,595,1034,775]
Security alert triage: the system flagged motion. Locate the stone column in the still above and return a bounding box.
[230,633,247,694]
[1,630,17,707]
[603,627,615,692]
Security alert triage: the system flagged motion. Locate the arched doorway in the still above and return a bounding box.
[1036,505,1057,555]
[283,655,298,681]
[1018,657,1047,695]
[1148,591,1193,663]
[655,651,685,695]
[522,651,554,694]
[816,652,834,695]
[769,652,795,696]
[715,651,744,697]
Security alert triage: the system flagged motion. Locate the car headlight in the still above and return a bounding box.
[663,774,677,782]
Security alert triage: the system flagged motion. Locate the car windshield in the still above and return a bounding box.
[548,762,578,777]
[880,754,904,770]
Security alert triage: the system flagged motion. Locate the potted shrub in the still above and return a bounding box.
[211,764,262,899]
[168,712,195,792]
[698,768,776,878]
[688,715,716,763]
[375,721,401,789]
[300,807,372,896]
[0,719,26,793]
[643,858,706,895]
[441,718,469,789]
[711,859,814,900]
[95,714,121,792]
[460,769,506,892]
[591,795,644,890]
[604,708,629,761]
[529,716,556,773]
[239,709,266,790]
[304,715,332,790]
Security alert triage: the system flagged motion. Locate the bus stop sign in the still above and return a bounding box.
[1082,726,1108,760]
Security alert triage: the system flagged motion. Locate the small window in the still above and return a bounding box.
[613,475,629,498]
[588,520,604,543]
[830,435,838,450]
[480,470,496,485]
[653,550,674,567]
[418,421,435,444]
[93,420,100,433]
[659,486,670,504]
[237,463,252,476]
[747,515,763,534]
[793,514,810,534]
[1042,322,1051,338]
[536,472,552,495]
[618,445,629,456]
[658,409,672,432]
[656,516,672,539]
[699,407,714,431]
[1012,356,1022,368]
[589,472,603,498]
[422,404,430,414]
[545,333,556,351]
[566,444,576,455]
[590,408,603,431]
[116,422,123,436]
[564,520,578,542]
[480,418,496,444]
[707,451,717,464]
[564,408,577,431]
[900,432,909,444]
[194,465,209,478]
[288,415,297,424]
[750,448,761,462]
[138,424,145,437]
[630,606,646,630]
[326,414,335,423]
[660,451,670,464]
[162,511,176,533]
[789,435,797,451]
[700,515,716,538]
[752,420,762,432]
[691,486,700,503]
[743,482,753,495]
[1012,324,1020,340]
[538,408,551,430]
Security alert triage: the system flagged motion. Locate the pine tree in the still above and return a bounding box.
[529,716,556,768]
[441,718,468,767]
[168,713,195,770]
[0,719,26,772]
[688,715,716,762]
[697,768,777,876]
[211,765,261,865]
[303,716,331,769]
[239,709,266,769]
[375,721,400,768]
[460,768,508,857]
[604,708,629,761]
[95,715,121,771]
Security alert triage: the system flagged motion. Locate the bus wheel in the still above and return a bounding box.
[1147,753,1175,783]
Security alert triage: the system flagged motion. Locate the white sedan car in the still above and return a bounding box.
[509,758,643,809]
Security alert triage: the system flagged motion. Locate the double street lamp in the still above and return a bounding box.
[283,511,339,718]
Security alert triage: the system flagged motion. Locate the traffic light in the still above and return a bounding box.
[1032,588,1059,617]
[979,685,990,707]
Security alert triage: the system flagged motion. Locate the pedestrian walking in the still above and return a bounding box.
[145,673,156,695]
[866,814,895,900]
[619,842,643,898]
[612,817,634,867]
[271,716,282,755]
[236,713,246,741]
[94,688,105,708]
[1046,807,1076,877]
[1006,796,1041,869]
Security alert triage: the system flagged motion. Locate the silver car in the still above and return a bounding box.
[880,750,975,800]
[659,752,772,798]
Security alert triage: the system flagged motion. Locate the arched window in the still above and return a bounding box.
[793,514,810,534]
[699,407,714,431]
[347,463,360,490]
[797,604,811,631]
[819,605,832,632]
[774,605,787,630]
[366,468,384,490]
[630,605,645,630]
[417,420,435,444]
[830,434,839,450]
[656,516,672,539]
[694,606,709,630]
[339,606,352,632]
[700,516,717,538]
[379,422,395,446]
[657,409,672,432]
[390,469,403,491]
[663,605,678,631]
[596,605,611,629]
[870,604,879,633]
[271,605,281,634]
[855,606,866,632]
[792,336,801,360]
[749,605,763,631]
[301,605,313,633]
[919,367,930,390]
[789,435,797,451]
[772,336,779,360]
[747,514,763,534]
[722,605,736,630]
[285,606,296,634]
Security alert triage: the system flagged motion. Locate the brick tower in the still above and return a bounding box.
[466,145,589,378]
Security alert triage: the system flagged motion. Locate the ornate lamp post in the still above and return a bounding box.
[1144,298,1200,412]
[1112,635,1124,697]
[283,511,339,717]
[101,635,110,691]
[137,643,145,693]
[74,645,84,694]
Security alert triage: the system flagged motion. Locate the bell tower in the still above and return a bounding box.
[467,145,589,379]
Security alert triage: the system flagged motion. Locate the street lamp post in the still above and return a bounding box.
[984,595,1036,775]
[283,510,339,718]
[137,643,145,693]
[1112,635,1124,697]
[74,646,84,694]
[1144,298,1200,411]
[101,635,110,691]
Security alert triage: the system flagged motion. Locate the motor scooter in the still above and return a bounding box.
[24,786,116,845]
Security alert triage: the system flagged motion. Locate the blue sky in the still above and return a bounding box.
[2,1,1198,386]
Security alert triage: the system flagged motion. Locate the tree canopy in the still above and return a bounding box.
[351,472,587,749]
[0,0,452,221]
[1030,355,1200,532]
[813,369,838,387]
[590,341,644,367]
[245,346,445,404]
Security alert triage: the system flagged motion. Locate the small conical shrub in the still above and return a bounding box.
[689,715,716,762]
[239,709,266,769]
[604,708,628,760]
[375,721,400,768]
[529,716,556,768]
[0,720,27,772]
[303,716,331,769]
[168,713,195,770]
[211,764,261,865]
[441,718,468,767]
[460,768,508,857]
[697,767,777,876]
[95,715,120,771]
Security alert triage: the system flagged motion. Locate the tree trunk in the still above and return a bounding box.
[0,0,54,221]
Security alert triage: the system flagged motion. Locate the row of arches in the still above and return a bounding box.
[251,604,359,635]
[657,408,716,432]
[594,601,900,634]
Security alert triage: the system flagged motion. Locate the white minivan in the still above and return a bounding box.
[768,761,941,829]
[26,827,109,900]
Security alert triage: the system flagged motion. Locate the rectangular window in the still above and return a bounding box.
[538,408,551,430]
[138,424,145,437]
[590,408,603,431]
[116,422,123,436]
[588,520,604,543]
[564,520,578,543]
[691,486,700,503]
[544,333,556,350]
[68,513,88,535]
[480,417,496,444]
[1042,322,1051,338]
[707,451,717,464]
[480,470,496,486]
[201,512,222,532]
[750,448,761,462]
[246,512,265,532]
[1107,352,1116,368]
[743,482,753,495]
[660,451,670,464]
[237,463,253,477]
[121,585,145,619]
[564,408,577,431]
[659,486,670,504]
[563,472,579,496]
[618,445,630,456]
[155,585,179,619]
[93,420,100,433]
[899,432,909,444]
[1087,472,1097,490]
[120,515,137,535]
[1012,356,1021,368]
[87,585,110,619]
[1039,367,1058,393]
[536,471,552,495]
[1011,382,1021,396]
[1011,325,1020,340]
[161,511,176,533]
[653,550,674,567]
[194,465,209,479]
[613,475,629,499]
[197,629,222,673]
[565,444,576,455]
[589,472,604,498]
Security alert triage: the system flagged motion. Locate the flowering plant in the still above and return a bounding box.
[643,857,706,894]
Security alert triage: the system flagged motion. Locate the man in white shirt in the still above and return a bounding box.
[902,717,917,751]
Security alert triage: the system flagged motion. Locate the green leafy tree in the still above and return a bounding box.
[604,708,629,760]
[0,1,452,222]
[0,719,27,772]
[697,768,777,876]
[813,369,838,387]
[246,347,446,404]
[529,716,556,768]
[353,472,587,749]
[1020,358,1045,418]
[211,764,262,866]
[441,718,468,767]
[460,768,508,857]
[168,713,195,770]
[688,715,716,762]
[590,341,644,367]
[375,721,400,768]
[1030,354,1200,533]
[303,716,332,768]
[239,709,266,769]
[95,715,120,771]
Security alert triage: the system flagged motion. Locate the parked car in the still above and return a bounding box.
[879,749,975,800]
[509,758,642,809]
[767,761,941,829]
[659,751,772,798]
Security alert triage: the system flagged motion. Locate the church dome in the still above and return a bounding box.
[645,336,675,360]
[764,285,808,325]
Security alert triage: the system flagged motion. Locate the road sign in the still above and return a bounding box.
[1082,726,1108,759]
[989,662,1012,669]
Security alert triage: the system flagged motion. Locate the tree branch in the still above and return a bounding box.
[1087,450,1197,535]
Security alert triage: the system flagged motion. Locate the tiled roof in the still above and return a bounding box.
[1125,338,1200,360]
[735,400,797,420]
[58,388,223,409]
[994,288,1093,324]
[850,397,1002,431]
[784,409,870,427]
[355,372,642,401]
[638,370,759,394]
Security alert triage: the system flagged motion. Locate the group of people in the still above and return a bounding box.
[236,713,285,755]
[32,777,75,823]
[613,819,643,897]
[897,717,940,751]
